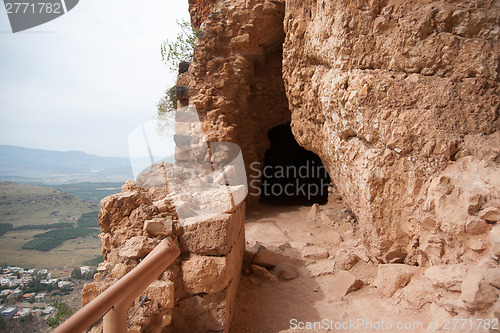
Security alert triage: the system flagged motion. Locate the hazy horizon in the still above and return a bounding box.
[0,0,189,157]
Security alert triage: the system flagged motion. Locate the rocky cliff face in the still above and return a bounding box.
[186,0,500,321]
[84,0,500,331]
[187,0,499,263]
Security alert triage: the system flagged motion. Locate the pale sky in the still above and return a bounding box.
[0,1,190,157]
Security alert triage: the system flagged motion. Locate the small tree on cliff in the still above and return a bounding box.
[157,20,200,120]
[160,19,200,73]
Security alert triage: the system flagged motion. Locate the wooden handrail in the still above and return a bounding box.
[53,238,180,333]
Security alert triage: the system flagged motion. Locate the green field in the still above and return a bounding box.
[0,230,101,269]
[42,182,123,203]
[0,182,98,226]
[0,182,104,268]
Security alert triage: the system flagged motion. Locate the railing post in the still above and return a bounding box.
[102,302,128,333]
[53,238,180,333]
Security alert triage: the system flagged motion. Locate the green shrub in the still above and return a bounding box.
[157,86,177,114]
[160,20,200,72]
[0,223,13,236]
[158,20,200,116]
[46,300,74,328]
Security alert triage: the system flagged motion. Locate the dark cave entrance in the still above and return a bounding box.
[259,124,331,205]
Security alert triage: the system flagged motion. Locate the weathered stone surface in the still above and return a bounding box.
[143,217,173,237]
[144,280,174,309]
[279,242,292,251]
[307,203,320,220]
[250,264,278,282]
[81,283,98,307]
[491,225,500,257]
[374,264,419,297]
[306,260,335,277]
[465,217,489,235]
[327,230,343,246]
[99,190,149,233]
[461,270,499,311]
[429,302,453,323]
[111,263,129,279]
[301,245,329,260]
[173,292,226,332]
[179,205,245,255]
[333,251,361,271]
[85,176,246,332]
[349,260,378,285]
[272,262,299,280]
[87,0,500,329]
[281,0,500,266]
[330,270,364,300]
[118,236,156,259]
[252,244,283,268]
[436,297,468,316]
[493,300,500,320]
[182,254,230,295]
[424,264,467,292]
[399,275,436,310]
[469,239,486,251]
[336,223,353,235]
[467,194,485,215]
[188,0,217,28]
[479,206,500,223]
[484,267,500,289]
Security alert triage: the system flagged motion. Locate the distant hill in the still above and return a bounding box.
[0,145,133,184]
[0,182,97,226]
[0,182,102,268]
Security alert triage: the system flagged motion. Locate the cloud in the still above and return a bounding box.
[0,0,189,157]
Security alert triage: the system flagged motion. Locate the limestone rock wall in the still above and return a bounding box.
[82,181,245,332]
[182,0,290,199]
[282,0,500,263]
[83,0,500,330]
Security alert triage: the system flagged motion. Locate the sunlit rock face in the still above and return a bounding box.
[282,0,499,263]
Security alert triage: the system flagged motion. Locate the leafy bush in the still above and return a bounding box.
[157,86,177,114]
[46,300,74,328]
[160,20,200,72]
[0,223,13,236]
[158,20,200,116]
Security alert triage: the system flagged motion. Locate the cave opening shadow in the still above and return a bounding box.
[260,124,331,205]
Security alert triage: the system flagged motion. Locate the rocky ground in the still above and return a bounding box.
[230,197,499,333]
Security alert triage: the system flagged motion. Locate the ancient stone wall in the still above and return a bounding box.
[82,180,245,332]
[188,0,217,29]
[181,0,291,199]
[185,0,500,320]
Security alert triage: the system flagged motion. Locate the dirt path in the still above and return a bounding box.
[230,201,440,333]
